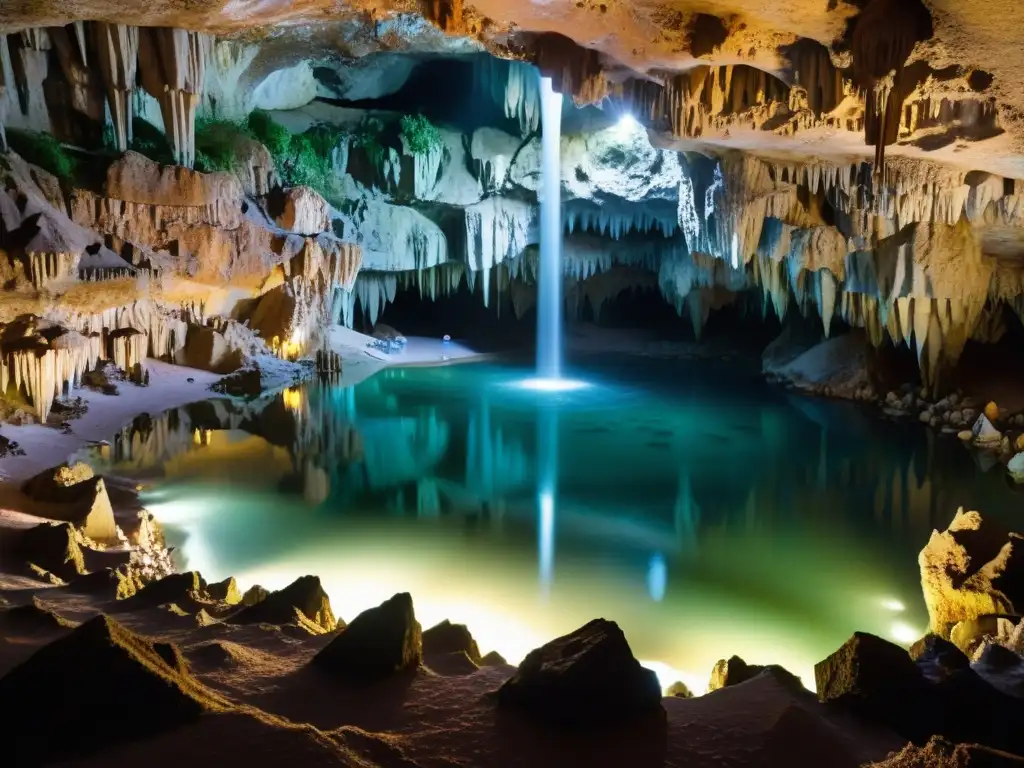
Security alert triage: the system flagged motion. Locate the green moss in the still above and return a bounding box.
[129,118,174,166]
[246,109,291,158]
[399,113,442,156]
[5,128,76,182]
[194,116,252,173]
[353,117,386,169]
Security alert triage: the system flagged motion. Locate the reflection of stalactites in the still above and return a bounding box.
[673,472,699,554]
[816,425,828,491]
[417,478,441,518]
[303,459,329,507]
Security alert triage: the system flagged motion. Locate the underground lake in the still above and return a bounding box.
[77,353,1021,694]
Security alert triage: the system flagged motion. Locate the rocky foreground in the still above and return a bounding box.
[2,468,1024,765]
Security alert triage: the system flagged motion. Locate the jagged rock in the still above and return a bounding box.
[275,186,330,235]
[1009,453,1024,484]
[0,597,78,633]
[919,509,1024,635]
[207,576,242,605]
[11,522,86,581]
[910,634,971,681]
[666,681,693,698]
[228,575,336,632]
[496,619,663,728]
[816,631,935,743]
[58,566,140,600]
[20,462,119,544]
[195,609,219,627]
[973,415,1003,448]
[708,655,803,693]
[312,592,421,682]
[0,615,212,763]
[119,571,207,609]
[480,650,507,666]
[422,619,482,664]
[868,736,1024,767]
[241,584,269,606]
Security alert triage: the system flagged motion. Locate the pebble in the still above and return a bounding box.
[919,411,933,423]
[949,410,963,425]
[958,430,973,441]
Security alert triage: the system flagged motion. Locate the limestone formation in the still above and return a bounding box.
[919,510,1024,636]
[497,619,663,728]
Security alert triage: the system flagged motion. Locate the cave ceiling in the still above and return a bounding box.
[0,0,1021,177]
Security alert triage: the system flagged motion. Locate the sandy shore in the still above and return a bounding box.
[0,360,221,485]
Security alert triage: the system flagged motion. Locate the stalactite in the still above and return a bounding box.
[463,198,534,272]
[138,28,211,168]
[473,56,539,135]
[93,23,140,153]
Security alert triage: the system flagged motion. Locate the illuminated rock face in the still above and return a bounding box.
[1,4,1024,412]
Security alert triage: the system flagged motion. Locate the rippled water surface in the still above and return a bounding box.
[83,355,1023,691]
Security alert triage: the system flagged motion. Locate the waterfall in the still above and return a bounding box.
[537,76,564,380]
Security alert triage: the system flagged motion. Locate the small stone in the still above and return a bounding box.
[186,377,195,383]
[886,391,899,405]
[972,414,1002,447]
[919,410,933,423]
[1016,434,1024,452]
[962,408,977,423]
[949,410,963,425]
[1009,453,1024,484]
[666,681,693,698]
[1014,414,1024,427]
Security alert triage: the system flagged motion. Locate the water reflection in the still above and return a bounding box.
[78,356,1023,692]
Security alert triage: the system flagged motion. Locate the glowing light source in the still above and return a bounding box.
[515,377,590,393]
[613,113,638,138]
[880,598,906,612]
[890,621,920,645]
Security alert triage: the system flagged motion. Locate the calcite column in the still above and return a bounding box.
[139,28,212,168]
[8,29,51,121]
[93,24,140,152]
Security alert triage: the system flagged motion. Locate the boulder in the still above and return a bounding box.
[422,619,482,664]
[764,330,875,399]
[12,522,86,581]
[496,619,663,728]
[275,186,330,235]
[919,509,1024,634]
[207,576,243,605]
[666,681,693,698]
[708,655,803,693]
[118,571,208,610]
[175,325,245,374]
[58,567,140,600]
[909,634,971,681]
[241,584,270,606]
[0,615,210,764]
[480,650,508,666]
[312,592,421,682]
[815,631,935,743]
[228,575,336,632]
[20,463,120,544]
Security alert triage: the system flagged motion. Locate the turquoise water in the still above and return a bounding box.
[86,356,1022,692]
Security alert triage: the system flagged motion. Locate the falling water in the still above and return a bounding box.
[537,76,564,380]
